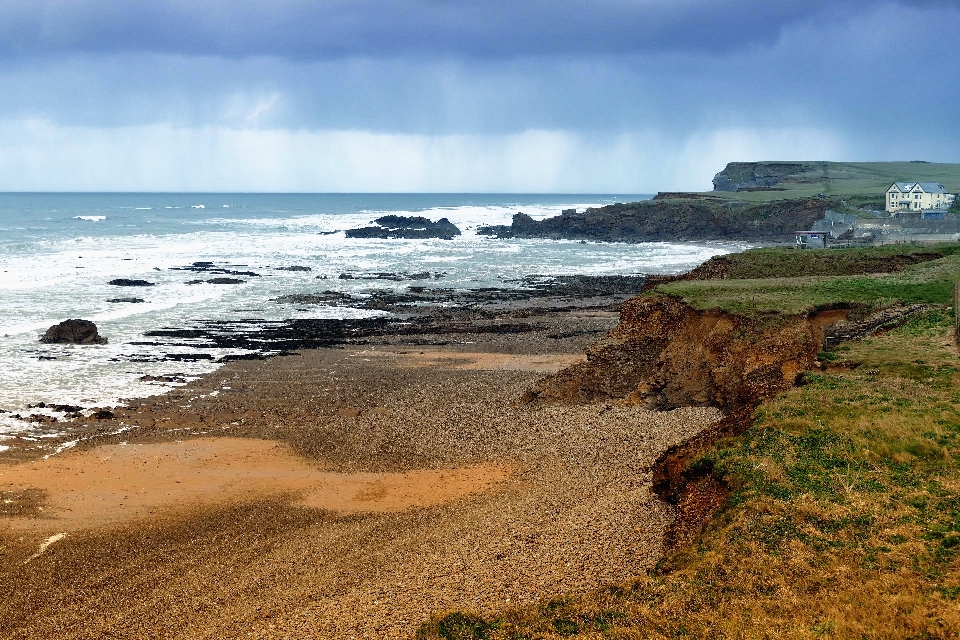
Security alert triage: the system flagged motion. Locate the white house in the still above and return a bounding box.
[886,181,955,214]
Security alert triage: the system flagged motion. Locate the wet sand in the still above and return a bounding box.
[2,437,509,534]
[0,309,722,639]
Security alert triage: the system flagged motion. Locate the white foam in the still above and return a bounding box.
[0,196,735,425]
[43,440,78,459]
[191,204,205,209]
[24,533,68,564]
[74,215,106,221]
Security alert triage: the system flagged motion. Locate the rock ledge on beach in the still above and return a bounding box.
[40,319,108,344]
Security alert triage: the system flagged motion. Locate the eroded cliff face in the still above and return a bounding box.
[711,162,819,192]
[526,294,831,413]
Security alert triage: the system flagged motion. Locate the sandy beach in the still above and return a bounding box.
[1,306,722,638]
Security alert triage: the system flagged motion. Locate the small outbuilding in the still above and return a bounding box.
[795,231,828,249]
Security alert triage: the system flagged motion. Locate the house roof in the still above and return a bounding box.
[888,181,949,194]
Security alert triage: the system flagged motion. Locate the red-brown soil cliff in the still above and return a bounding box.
[524,294,835,413]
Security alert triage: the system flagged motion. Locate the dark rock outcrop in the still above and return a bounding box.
[28,402,83,412]
[207,278,245,285]
[477,198,831,243]
[139,374,186,383]
[337,271,437,281]
[273,291,352,304]
[186,278,245,285]
[170,262,260,277]
[40,319,108,345]
[345,215,461,240]
[108,279,154,287]
[107,297,145,303]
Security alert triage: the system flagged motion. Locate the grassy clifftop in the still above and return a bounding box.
[707,161,960,205]
[658,244,960,316]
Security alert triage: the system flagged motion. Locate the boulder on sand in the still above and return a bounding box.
[40,319,108,344]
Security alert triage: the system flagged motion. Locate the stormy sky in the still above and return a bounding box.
[0,0,957,192]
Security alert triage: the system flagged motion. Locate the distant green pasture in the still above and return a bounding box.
[682,161,960,203]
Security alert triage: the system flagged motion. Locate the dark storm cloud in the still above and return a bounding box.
[1,0,959,191]
[0,0,937,59]
[1,0,958,142]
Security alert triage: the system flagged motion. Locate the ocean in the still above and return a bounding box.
[0,193,739,443]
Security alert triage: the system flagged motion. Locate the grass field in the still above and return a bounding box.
[695,245,960,280]
[659,246,960,317]
[417,245,960,639]
[685,161,960,204]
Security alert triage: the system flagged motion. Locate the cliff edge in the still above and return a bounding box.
[712,162,821,192]
[523,294,830,413]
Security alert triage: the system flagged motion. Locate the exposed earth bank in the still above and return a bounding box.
[519,295,837,544]
[524,294,832,412]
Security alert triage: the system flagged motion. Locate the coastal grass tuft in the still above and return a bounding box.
[417,309,960,638]
[419,612,500,640]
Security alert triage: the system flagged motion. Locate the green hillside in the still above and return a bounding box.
[702,161,960,205]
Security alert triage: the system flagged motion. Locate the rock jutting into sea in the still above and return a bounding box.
[477,197,831,243]
[39,319,108,344]
[107,297,146,304]
[344,215,462,240]
[108,278,155,287]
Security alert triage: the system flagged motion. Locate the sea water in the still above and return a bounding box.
[0,193,740,441]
